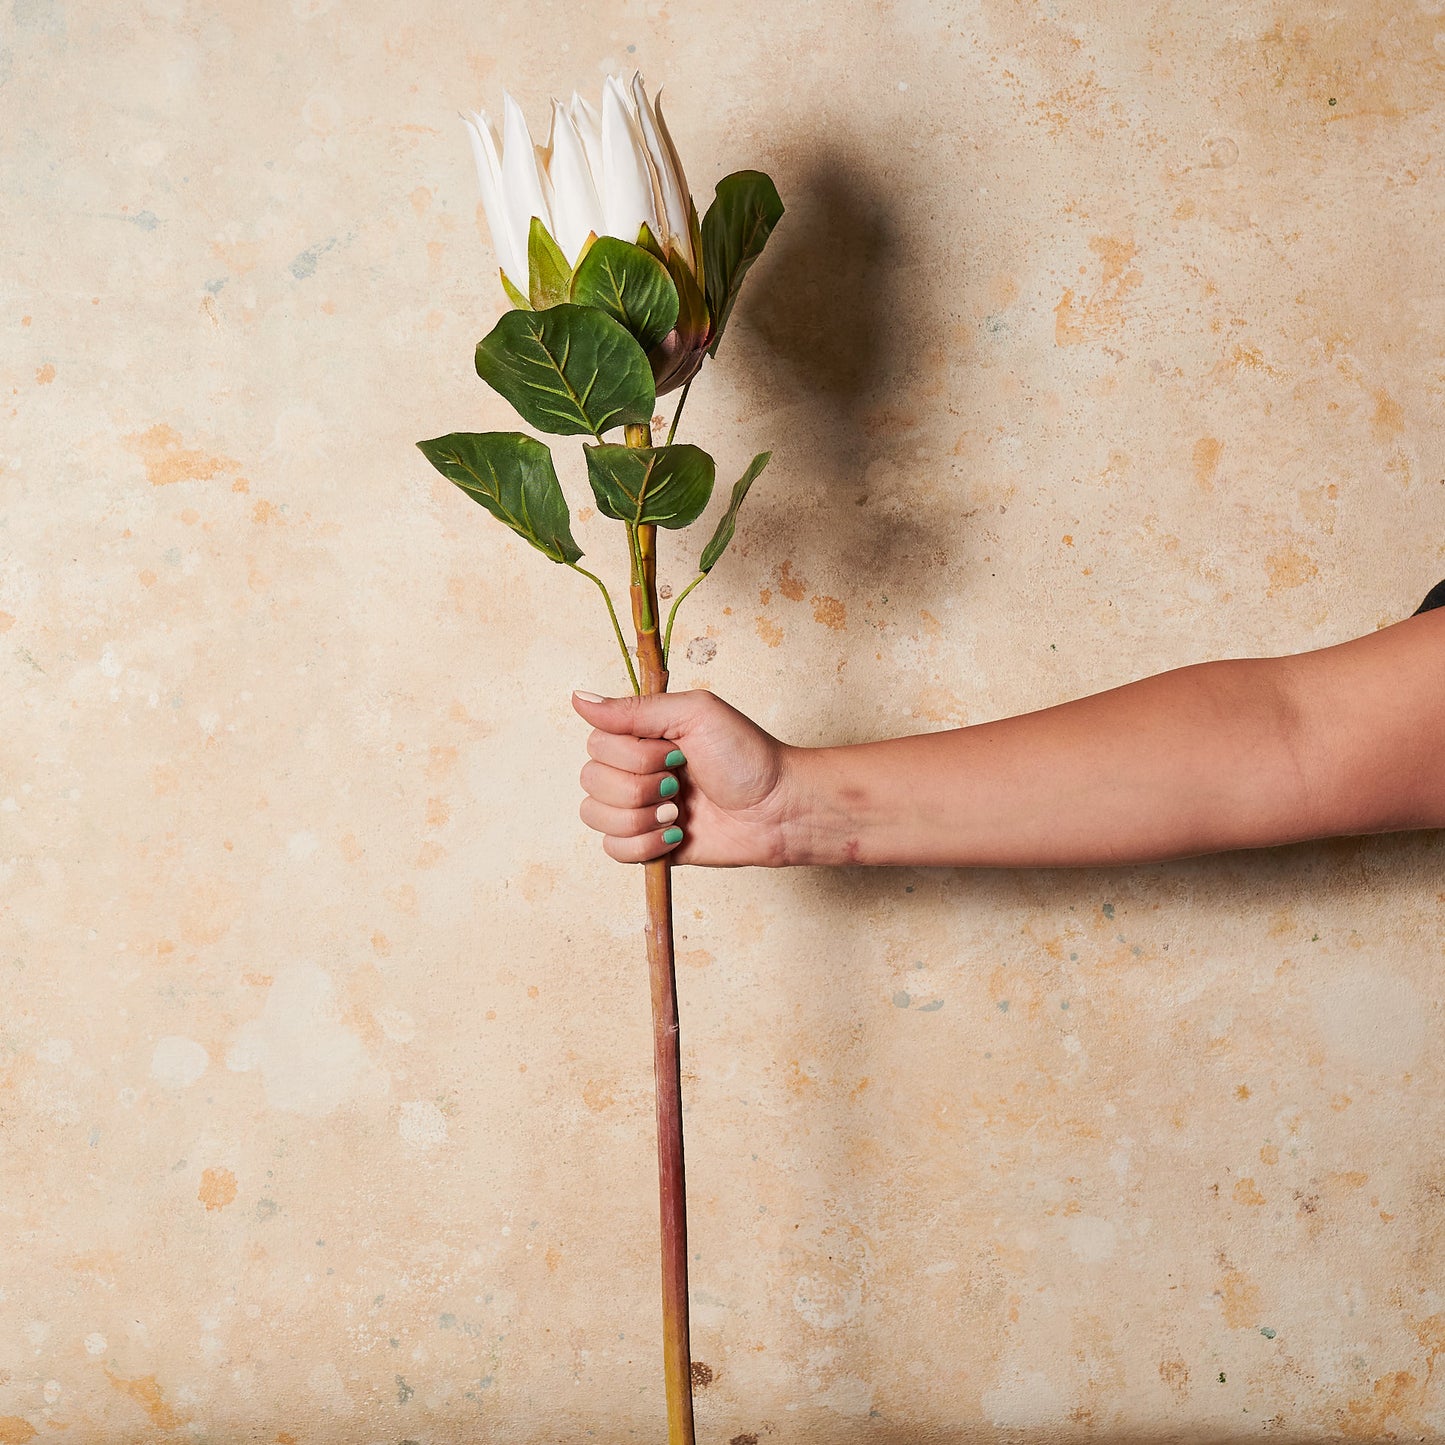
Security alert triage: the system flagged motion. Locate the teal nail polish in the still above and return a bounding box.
[662,826,684,845]
[659,775,679,799]
[664,748,687,769]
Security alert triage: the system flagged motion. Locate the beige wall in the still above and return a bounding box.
[4,1,1444,1440]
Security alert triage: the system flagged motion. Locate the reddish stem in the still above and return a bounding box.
[626,422,695,1445]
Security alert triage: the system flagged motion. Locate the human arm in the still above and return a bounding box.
[571,607,1445,868]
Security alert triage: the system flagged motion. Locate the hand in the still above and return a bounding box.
[571,689,795,866]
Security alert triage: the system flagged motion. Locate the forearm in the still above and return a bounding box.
[779,658,1314,868]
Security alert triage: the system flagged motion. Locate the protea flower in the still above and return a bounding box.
[464,72,709,393]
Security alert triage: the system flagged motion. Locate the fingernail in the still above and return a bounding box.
[656,802,679,824]
[574,690,606,703]
[664,748,687,768]
[659,775,679,799]
[662,827,684,845]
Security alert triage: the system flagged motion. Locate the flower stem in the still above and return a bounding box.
[662,573,706,667]
[570,563,639,696]
[623,417,695,1445]
[665,378,694,447]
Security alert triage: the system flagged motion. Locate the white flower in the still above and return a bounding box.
[464,72,696,294]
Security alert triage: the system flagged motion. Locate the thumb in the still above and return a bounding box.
[571,688,704,740]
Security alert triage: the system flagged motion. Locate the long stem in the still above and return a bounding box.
[570,563,640,696]
[662,573,706,667]
[624,418,695,1445]
[665,378,694,447]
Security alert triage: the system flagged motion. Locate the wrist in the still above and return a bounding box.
[774,744,854,867]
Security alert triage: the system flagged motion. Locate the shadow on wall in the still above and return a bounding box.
[715,135,973,666]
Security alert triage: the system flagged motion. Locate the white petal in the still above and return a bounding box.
[502,91,549,279]
[463,109,522,283]
[651,90,697,271]
[547,101,605,264]
[600,73,661,242]
[569,92,604,182]
[632,74,691,265]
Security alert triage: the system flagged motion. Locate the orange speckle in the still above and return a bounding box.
[581,1079,614,1112]
[1173,198,1197,220]
[545,1245,561,1273]
[679,947,714,969]
[152,764,178,796]
[425,796,450,828]
[1336,1371,1422,1439]
[1192,436,1223,491]
[104,1372,188,1430]
[340,833,363,862]
[810,594,846,629]
[387,884,417,915]
[414,840,445,869]
[1371,389,1405,441]
[231,477,250,493]
[276,1434,298,1445]
[755,615,783,648]
[1055,235,1141,346]
[527,985,539,999]
[1259,1143,1280,1165]
[34,363,55,385]
[123,422,241,488]
[1061,534,1074,547]
[1233,1177,1265,1206]
[1218,1266,1260,1327]
[1235,1083,1251,1100]
[180,507,199,525]
[758,586,772,606]
[242,972,273,987]
[0,1420,36,1445]
[20,315,31,326]
[198,1167,237,1211]
[0,611,13,632]
[411,186,433,216]
[139,568,157,587]
[155,939,175,956]
[251,499,279,524]
[1266,544,1318,596]
[776,559,807,602]
[371,931,391,956]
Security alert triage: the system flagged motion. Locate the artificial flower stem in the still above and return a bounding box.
[665,376,694,447]
[662,573,706,666]
[570,563,640,696]
[624,418,695,1445]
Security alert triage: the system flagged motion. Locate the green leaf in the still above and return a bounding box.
[499,269,532,311]
[699,451,770,573]
[416,431,582,564]
[666,245,709,348]
[702,170,784,357]
[635,221,666,262]
[584,443,716,529]
[527,216,571,309]
[475,304,656,438]
[570,236,680,351]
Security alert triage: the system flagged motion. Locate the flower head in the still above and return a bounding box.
[464,72,697,294]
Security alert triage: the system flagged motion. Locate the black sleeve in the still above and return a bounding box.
[1415,579,1445,615]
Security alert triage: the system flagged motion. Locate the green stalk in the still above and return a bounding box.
[662,573,706,667]
[665,377,694,447]
[570,563,639,696]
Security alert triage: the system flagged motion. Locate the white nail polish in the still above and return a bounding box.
[656,802,679,824]
[574,690,606,703]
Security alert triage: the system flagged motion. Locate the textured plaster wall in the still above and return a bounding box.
[3,1,1444,1441]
